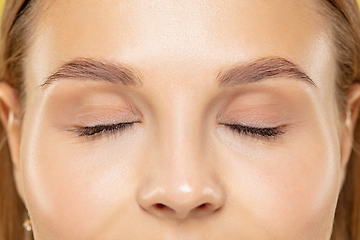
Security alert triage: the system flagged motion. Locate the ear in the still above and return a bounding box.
[0,82,24,201]
[339,83,360,186]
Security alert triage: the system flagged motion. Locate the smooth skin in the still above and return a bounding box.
[1,0,360,239]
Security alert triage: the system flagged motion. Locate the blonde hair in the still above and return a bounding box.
[0,0,360,239]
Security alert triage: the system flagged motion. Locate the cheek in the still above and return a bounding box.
[220,123,340,238]
[20,116,145,238]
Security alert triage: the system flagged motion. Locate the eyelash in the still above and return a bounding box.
[71,122,285,140]
[71,122,137,137]
[224,124,285,139]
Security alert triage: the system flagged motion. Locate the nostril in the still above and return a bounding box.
[194,203,222,214]
[156,203,166,209]
[152,202,213,219]
[198,203,207,209]
[152,203,179,218]
[154,203,176,213]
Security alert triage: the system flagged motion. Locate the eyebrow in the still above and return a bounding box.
[217,57,316,87]
[41,58,142,87]
[42,57,314,89]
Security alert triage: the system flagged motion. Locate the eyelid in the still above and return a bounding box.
[216,91,292,128]
[223,123,286,139]
[74,105,141,127]
[220,108,287,128]
[217,114,283,130]
[67,121,140,138]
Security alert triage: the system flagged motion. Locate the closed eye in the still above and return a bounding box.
[224,124,285,139]
[68,121,139,138]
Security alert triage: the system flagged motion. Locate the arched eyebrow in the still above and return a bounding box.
[217,57,316,87]
[40,58,142,87]
[41,57,314,88]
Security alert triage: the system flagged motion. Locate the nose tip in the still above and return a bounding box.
[138,183,225,220]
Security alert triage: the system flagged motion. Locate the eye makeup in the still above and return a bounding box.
[215,86,303,142]
[67,121,140,137]
[67,106,142,139]
[223,124,285,140]
[73,105,140,126]
[219,105,288,141]
[42,79,144,136]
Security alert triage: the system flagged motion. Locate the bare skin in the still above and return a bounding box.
[1,0,360,239]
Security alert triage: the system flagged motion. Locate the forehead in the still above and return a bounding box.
[28,0,333,89]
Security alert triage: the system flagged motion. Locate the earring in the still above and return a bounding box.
[23,219,32,232]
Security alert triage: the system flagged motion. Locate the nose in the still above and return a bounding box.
[138,177,225,220]
[137,137,226,220]
[137,95,226,220]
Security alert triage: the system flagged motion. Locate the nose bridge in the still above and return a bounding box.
[137,95,225,220]
[160,93,208,182]
[167,103,201,168]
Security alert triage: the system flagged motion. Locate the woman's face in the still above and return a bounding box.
[12,0,347,239]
